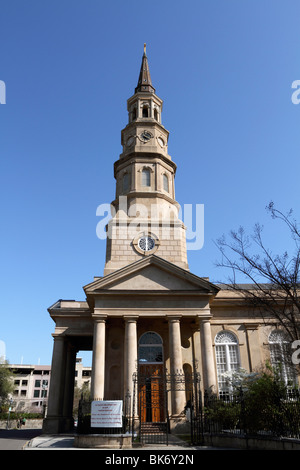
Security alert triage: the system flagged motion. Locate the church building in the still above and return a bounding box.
[43,46,299,434]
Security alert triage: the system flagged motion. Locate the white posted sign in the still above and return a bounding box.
[91,400,123,428]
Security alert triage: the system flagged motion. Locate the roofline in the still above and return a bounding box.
[83,254,220,294]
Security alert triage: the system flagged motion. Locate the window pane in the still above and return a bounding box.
[163,174,168,192]
[138,346,163,363]
[139,332,162,345]
[269,335,296,386]
[215,331,237,344]
[142,169,150,186]
[216,345,226,366]
[138,332,163,363]
[123,173,129,192]
[229,345,239,369]
[216,345,226,389]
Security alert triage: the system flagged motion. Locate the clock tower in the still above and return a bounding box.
[104,45,189,275]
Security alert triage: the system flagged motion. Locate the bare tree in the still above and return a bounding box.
[215,202,300,342]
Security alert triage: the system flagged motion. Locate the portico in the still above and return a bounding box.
[43,254,219,433]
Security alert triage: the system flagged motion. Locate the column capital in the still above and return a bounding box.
[166,315,182,323]
[197,308,212,322]
[198,315,213,323]
[92,310,107,322]
[123,315,139,322]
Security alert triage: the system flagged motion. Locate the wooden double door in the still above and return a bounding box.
[138,364,165,423]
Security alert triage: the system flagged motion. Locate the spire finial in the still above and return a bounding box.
[135,44,155,94]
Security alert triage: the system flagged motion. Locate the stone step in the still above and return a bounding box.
[140,422,167,433]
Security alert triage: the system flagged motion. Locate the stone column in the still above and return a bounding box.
[131,162,137,192]
[43,335,66,433]
[168,316,185,415]
[124,316,138,404]
[91,315,107,400]
[199,313,217,392]
[62,343,77,431]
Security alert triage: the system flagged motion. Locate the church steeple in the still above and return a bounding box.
[103,46,189,275]
[135,44,155,94]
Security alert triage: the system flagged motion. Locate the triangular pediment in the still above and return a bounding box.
[83,255,219,294]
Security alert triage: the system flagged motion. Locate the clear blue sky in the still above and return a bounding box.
[1,0,299,366]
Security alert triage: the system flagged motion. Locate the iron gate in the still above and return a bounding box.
[132,367,203,445]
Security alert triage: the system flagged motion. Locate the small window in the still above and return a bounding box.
[142,106,148,118]
[123,172,130,193]
[142,168,151,187]
[163,174,169,192]
[132,108,137,121]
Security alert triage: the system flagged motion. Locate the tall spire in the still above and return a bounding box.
[135,43,155,94]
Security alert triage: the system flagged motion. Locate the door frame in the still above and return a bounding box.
[138,363,166,423]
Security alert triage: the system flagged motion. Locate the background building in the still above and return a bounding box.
[8,359,91,415]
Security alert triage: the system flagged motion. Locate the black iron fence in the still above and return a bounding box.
[76,388,300,443]
[203,390,300,439]
[132,368,203,445]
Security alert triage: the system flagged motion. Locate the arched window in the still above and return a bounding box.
[138,332,163,363]
[132,107,137,121]
[142,106,149,118]
[142,168,151,187]
[163,174,169,192]
[122,172,129,193]
[215,331,240,396]
[269,330,296,386]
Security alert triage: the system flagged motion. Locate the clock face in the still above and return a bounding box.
[138,236,155,251]
[157,136,165,147]
[140,131,152,142]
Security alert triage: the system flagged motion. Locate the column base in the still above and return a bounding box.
[42,416,73,434]
[169,415,190,434]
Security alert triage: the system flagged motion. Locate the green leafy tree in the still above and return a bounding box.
[0,362,15,411]
[221,363,298,435]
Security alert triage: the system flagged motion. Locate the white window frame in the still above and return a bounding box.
[215,331,240,396]
[269,330,296,387]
